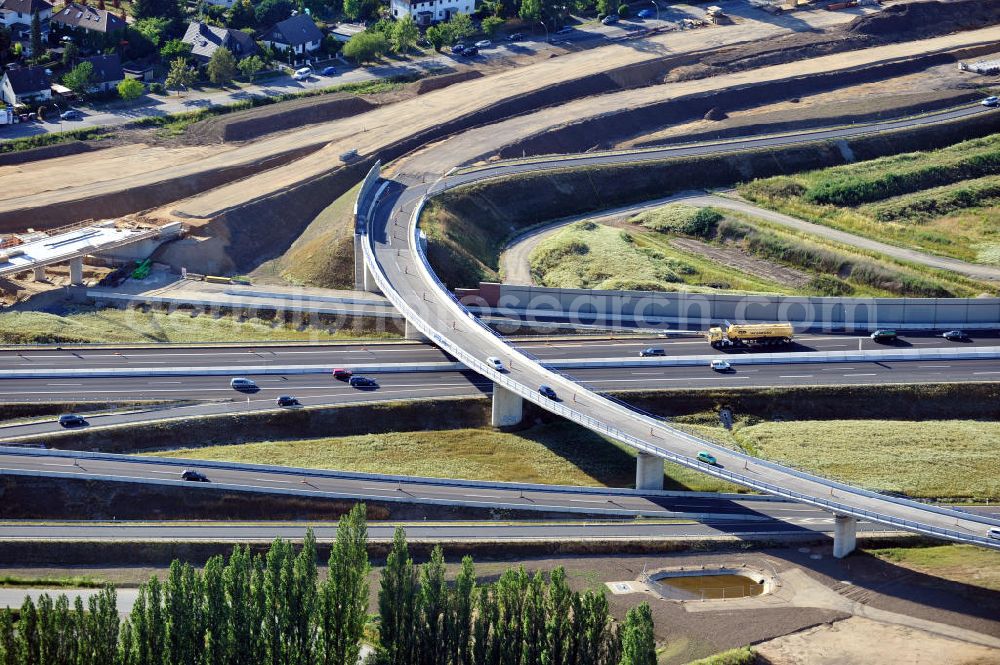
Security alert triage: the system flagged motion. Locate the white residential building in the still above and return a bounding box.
[390,0,475,26]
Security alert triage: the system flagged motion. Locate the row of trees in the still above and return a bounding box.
[0,505,656,665]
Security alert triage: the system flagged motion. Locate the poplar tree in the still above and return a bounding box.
[203,555,229,665]
[451,556,476,665]
[416,545,448,665]
[225,545,255,665]
[519,571,546,665]
[378,527,416,665]
[146,576,167,665]
[289,529,319,664]
[619,603,655,665]
[319,504,370,665]
[471,586,499,665]
[128,585,150,665]
[165,561,202,665]
[89,587,120,665]
[0,609,14,665]
[18,596,39,665]
[264,538,292,665]
[545,567,571,665]
[495,567,528,665]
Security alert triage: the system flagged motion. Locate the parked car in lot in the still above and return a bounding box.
[538,384,557,400]
[474,39,491,48]
[982,96,999,107]
[59,109,82,120]
[349,376,378,389]
[637,8,655,18]
[181,469,209,482]
[870,329,898,343]
[507,32,524,41]
[709,359,732,372]
[601,14,619,24]
[461,46,479,56]
[58,414,87,428]
[487,356,507,371]
[942,330,969,341]
[556,26,573,34]
[292,67,312,80]
[230,377,258,391]
[452,43,468,54]
[639,347,665,357]
[276,395,300,407]
[321,66,337,76]
[333,368,353,381]
[696,451,717,465]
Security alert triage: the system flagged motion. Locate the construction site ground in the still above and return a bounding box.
[618,56,1000,149]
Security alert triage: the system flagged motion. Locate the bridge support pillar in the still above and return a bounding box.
[491,384,523,427]
[635,453,664,491]
[363,262,381,295]
[833,514,857,559]
[69,257,84,286]
[32,266,46,282]
[404,320,428,342]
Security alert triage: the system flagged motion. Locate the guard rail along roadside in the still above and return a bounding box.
[359,166,1000,551]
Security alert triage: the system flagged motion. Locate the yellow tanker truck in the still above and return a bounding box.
[706,321,794,348]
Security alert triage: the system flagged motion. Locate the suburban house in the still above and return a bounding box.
[182,21,259,64]
[0,65,51,105]
[390,0,475,25]
[51,2,125,39]
[0,0,54,55]
[260,14,323,56]
[82,53,123,92]
[0,0,53,30]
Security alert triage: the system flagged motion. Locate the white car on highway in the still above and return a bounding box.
[710,359,732,372]
[292,67,312,81]
[982,96,999,107]
[487,356,507,372]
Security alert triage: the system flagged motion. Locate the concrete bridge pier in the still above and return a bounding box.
[491,383,523,427]
[363,262,381,295]
[32,266,45,282]
[635,453,664,491]
[832,514,857,558]
[69,257,84,286]
[404,320,428,342]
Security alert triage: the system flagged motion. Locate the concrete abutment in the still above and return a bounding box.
[69,257,84,286]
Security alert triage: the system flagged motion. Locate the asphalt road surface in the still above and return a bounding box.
[0,357,997,439]
[0,331,995,371]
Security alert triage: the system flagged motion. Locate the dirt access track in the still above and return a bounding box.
[1,11,863,226]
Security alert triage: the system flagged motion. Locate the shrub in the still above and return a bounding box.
[617,3,629,16]
[808,275,854,296]
[634,204,722,238]
[344,31,389,63]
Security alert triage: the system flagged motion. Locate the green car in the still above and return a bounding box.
[696,451,717,465]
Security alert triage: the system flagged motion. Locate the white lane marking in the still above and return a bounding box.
[919,365,951,368]
[778,375,813,378]
[45,383,83,386]
[588,376,750,383]
[973,371,1000,375]
[843,373,877,377]
[630,372,664,375]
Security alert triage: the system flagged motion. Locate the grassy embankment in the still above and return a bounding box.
[253,182,361,289]
[0,575,107,589]
[149,422,744,493]
[740,132,1000,267]
[674,417,1000,501]
[684,647,756,665]
[420,114,1000,290]
[866,544,1000,591]
[528,205,983,296]
[0,306,396,344]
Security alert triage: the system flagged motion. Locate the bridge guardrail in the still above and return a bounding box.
[360,171,1000,550]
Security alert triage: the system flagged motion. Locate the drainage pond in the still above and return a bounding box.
[657,573,764,600]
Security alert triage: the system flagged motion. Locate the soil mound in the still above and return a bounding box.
[846,0,1000,38]
[413,69,484,94]
[188,94,376,143]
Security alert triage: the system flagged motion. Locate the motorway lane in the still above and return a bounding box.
[0,331,994,370]
[0,358,997,439]
[0,448,805,518]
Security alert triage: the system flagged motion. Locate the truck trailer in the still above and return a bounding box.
[706,321,794,348]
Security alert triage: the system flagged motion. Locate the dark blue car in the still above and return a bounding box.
[321,66,337,76]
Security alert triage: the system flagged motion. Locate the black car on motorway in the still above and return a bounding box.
[58,414,87,428]
[639,347,665,357]
[349,376,378,389]
[276,395,300,407]
[942,330,970,341]
[181,470,209,482]
[538,384,557,400]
